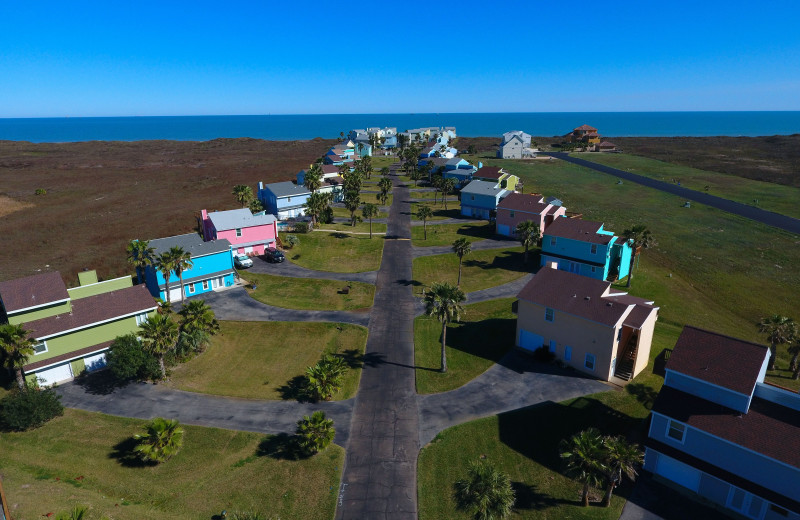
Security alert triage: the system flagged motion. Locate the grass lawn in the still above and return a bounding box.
[0,408,343,520]
[281,230,383,273]
[358,192,393,206]
[410,201,462,220]
[315,221,388,235]
[409,190,458,202]
[370,156,396,170]
[167,321,368,400]
[413,247,530,294]
[571,152,800,220]
[331,206,387,220]
[411,222,496,247]
[241,272,375,311]
[415,298,516,394]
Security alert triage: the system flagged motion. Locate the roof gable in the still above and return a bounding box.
[497,193,547,213]
[207,208,276,231]
[148,233,231,258]
[544,218,615,245]
[0,272,69,313]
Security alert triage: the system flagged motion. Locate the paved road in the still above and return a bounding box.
[57,381,356,445]
[196,287,371,327]
[336,166,420,519]
[248,256,378,284]
[548,152,800,234]
[619,474,732,520]
[411,236,518,258]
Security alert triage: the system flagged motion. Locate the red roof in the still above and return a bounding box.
[475,166,504,180]
[0,272,69,313]
[598,141,617,148]
[667,326,768,395]
[585,132,599,137]
[575,124,598,131]
[543,218,616,245]
[496,193,548,214]
[321,164,339,175]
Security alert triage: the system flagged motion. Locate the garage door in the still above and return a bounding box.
[519,329,543,351]
[497,224,510,236]
[84,352,107,372]
[168,287,182,301]
[34,363,74,386]
[656,454,701,493]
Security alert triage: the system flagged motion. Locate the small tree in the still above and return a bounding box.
[139,314,179,379]
[249,199,264,213]
[362,203,379,238]
[417,205,434,240]
[378,176,393,205]
[168,246,193,303]
[452,238,472,287]
[623,225,656,288]
[133,417,185,463]
[788,340,800,378]
[305,191,333,228]
[0,383,64,431]
[441,178,457,210]
[283,234,299,249]
[156,251,177,304]
[600,435,643,507]
[515,221,541,265]
[560,428,606,507]
[424,282,466,373]
[304,354,348,401]
[296,411,335,455]
[303,163,323,193]
[179,300,219,335]
[454,460,516,520]
[126,239,155,285]
[0,323,36,391]
[343,189,361,226]
[233,184,254,208]
[106,333,160,381]
[758,315,798,371]
[55,505,89,520]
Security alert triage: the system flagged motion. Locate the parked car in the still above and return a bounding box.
[264,247,285,263]
[234,254,253,269]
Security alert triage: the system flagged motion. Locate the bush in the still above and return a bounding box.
[106,333,161,381]
[34,188,47,195]
[293,222,310,234]
[0,385,64,431]
[283,234,299,249]
[319,206,334,224]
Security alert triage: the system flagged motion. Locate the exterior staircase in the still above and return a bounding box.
[614,333,639,381]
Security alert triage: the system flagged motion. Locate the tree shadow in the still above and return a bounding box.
[626,382,658,410]
[652,348,671,377]
[74,370,129,396]
[463,250,534,274]
[445,317,517,365]
[275,375,312,402]
[108,436,156,468]
[329,232,350,239]
[395,279,423,287]
[511,482,565,510]
[256,433,309,460]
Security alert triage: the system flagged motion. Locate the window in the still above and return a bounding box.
[666,420,686,443]
[471,195,475,201]
[188,284,195,294]
[33,341,47,355]
[769,504,789,517]
[545,308,554,322]
[135,312,149,325]
[287,197,291,202]
[235,228,242,237]
[591,266,597,273]
[509,211,514,218]
[564,346,572,361]
[590,244,597,254]
[584,353,596,371]
[202,280,209,290]
[617,328,623,342]
[550,236,556,246]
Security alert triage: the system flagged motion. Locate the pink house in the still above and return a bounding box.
[201,208,278,256]
[495,193,566,237]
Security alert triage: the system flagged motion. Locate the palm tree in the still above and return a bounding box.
[232,184,254,208]
[304,163,323,193]
[0,323,36,390]
[622,225,656,288]
[424,282,466,373]
[600,435,642,507]
[248,198,264,213]
[167,246,193,303]
[788,340,800,378]
[304,355,348,401]
[296,411,335,455]
[560,428,606,507]
[305,191,332,228]
[515,221,541,264]
[442,178,457,210]
[133,417,185,463]
[378,176,393,205]
[139,314,179,379]
[758,315,798,371]
[452,238,472,287]
[362,203,379,238]
[178,300,219,335]
[454,460,516,520]
[126,239,155,285]
[55,505,89,520]
[343,189,361,226]
[417,205,434,240]
[156,251,177,304]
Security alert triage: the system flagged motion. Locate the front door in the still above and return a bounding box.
[569,262,580,274]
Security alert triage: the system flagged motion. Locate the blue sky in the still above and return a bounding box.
[1,1,799,117]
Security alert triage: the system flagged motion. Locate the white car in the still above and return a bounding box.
[234,254,253,269]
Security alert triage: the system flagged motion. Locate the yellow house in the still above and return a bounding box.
[515,264,658,384]
[566,124,601,144]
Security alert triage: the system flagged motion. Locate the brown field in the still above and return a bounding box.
[0,138,334,283]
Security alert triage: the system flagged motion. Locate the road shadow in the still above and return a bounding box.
[396,279,423,287]
[74,370,129,396]
[109,436,157,468]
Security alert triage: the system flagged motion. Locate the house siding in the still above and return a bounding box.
[215,224,277,256]
[6,300,72,325]
[496,205,567,238]
[663,370,751,413]
[67,277,133,300]
[144,250,234,300]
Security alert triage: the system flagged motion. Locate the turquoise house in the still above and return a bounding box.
[540,217,632,282]
[460,180,509,219]
[143,233,235,302]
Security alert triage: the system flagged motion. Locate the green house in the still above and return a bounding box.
[0,270,158,386]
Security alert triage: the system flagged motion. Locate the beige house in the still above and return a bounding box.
[515,265,658,384]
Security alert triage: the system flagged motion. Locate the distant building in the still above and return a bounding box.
[565,124,601,144]
[497,133,525,159]
[257,181,311,220]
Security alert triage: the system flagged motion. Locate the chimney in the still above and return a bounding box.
[258,181,264,190]
[201,209,208,220]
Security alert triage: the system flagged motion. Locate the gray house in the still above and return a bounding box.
[644,326,800,519]
[497,134,525,159]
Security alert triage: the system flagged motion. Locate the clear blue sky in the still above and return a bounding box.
[1,1,799,117]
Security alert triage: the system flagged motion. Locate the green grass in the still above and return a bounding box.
[315,221,388,234]
[411,222,496,247]
[409,190,458,202]
[411,202,463,221]
[331,206,387,220]
[0,408,343,520]
[281,230,383,272]
[167,321,368,400]
[571,152,800,219]
[242,272,375,311]
[415,298,516,394]
[358,192,392,206]
[413,247,531,294]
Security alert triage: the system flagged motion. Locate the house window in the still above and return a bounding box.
[584,353,596,371]
[769,505,789,517]
[33,341,47,355]
[135,312,149,325]
[545,308,554,322]
[564,346,572,361]
[235,228,242,237]
[591,244,597,255]
[591,266,596,273]
[188,284,195,294]
[287,197,291,202]
[550,236,556,246]
[509,211,514,218]
[471,195,475,201]
[617,328,623,342]
[666,420,686,443]
[202,280,209,290]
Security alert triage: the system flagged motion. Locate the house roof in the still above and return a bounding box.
[327,153,343,161]
[666,326,769,395]
[427,157,450,168]
[322,176,344,187]
[496,193,547,213]
[446,157,466,167]
[262,181,311,199]
[598,141,617,148]
[0,272,69,313]
[460,180,504,196]
[23,285,156,339]
[474,166,504,179]
[575,124,598,131]
[207,208,276,231]
[544,218,616,245]
[321,164,340,175]
[585,132,600,138]
[501,134,524,145]
[148,233,232,258]
[517,267,655,327]
[652,386,800,469]
[24,339,114,372]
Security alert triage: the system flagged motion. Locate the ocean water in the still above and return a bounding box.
[0,112,798,143]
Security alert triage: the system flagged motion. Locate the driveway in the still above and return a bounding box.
[248,255,378,284]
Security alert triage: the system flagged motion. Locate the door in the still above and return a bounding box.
[569,262,580,274]
[168,286,182,301]
[549,340,557,353]
[519,330,543,351]
[244,246,253,254]
[656,454,701,493]
[34,363,74,386]
[497,224,510,236]
[83,352,107,372]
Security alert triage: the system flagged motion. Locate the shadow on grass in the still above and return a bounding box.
[626,382,658,410]
[109,436,157,468]
[257,433,309,461]
[445,317,517,365]
[74,370,130,396]
[463,250,538,274]
[276,375,313,403]
[512,481,567,511]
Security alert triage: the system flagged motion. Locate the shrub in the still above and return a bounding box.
[0,384,64,431]
[296,411,335,456]
[303,354,348,401]
[293,222,310,234]
[319,206,334,224]
[34,188,47,195]
[106,333,161,381]
[283,234,299,249]
[454,460,515,519]
[133,417,185,463]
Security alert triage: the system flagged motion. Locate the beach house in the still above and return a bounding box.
[459,179,510,219]
[473,166,519,191]
[200,208,278,256]
[495,193,566,237]
[257,181,311,220]
[565,124,601,144]
[297,164,345,202]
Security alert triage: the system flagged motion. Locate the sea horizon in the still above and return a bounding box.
[1,111,798,143]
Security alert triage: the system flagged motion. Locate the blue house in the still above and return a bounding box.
[540,217,632,282]
[459,180,509,219]
[257,181,311,220]
[644,326,800,519]
[144,233,235,302]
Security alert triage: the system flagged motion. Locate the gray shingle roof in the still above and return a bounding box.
[147,233,231,258]
[460,180,503,197]
[208,208,276,231]
[262,181,311,199]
